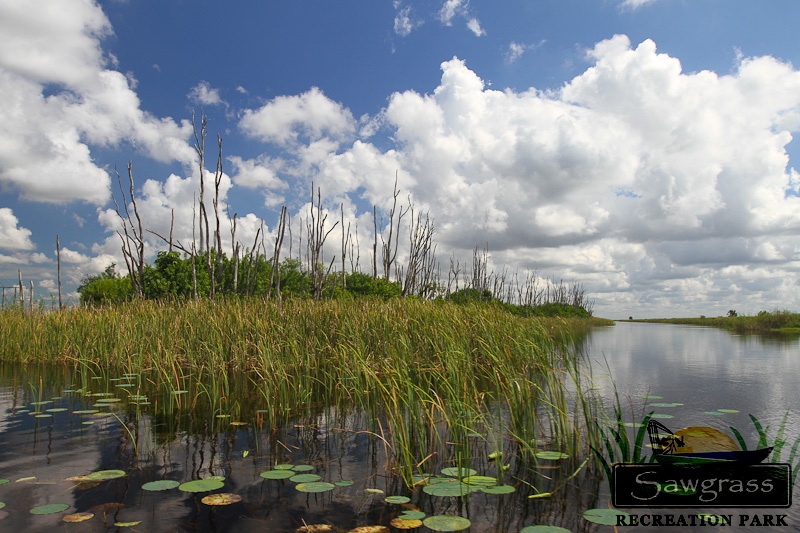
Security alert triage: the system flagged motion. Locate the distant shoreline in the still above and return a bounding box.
[618,311,800,334]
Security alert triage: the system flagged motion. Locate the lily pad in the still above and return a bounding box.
[423,515,472,531]
[73,410,99,414]
[0,480,8,485]
[141,480,180,491]
[63,512,94,523]
[273,464,295,470]
[201,493,242,505]
[390,518,423,529]
[114,521,142,527]
[642,395,663,399]
[423,481,475,497]
[480,484,515,494]
[399,511,426,520]
[290,474,321,483]
[520,527,572,533]
[717,409,740,413]
[179,479,225,492]
[295,481,335,493]
[291,464,315,472]
[534,451,569,460]
[703,411,726,416]
[440,467,477,478]
[385,495,411,504]
[87,470,126,480]
[649,403,683,407]
[583,508,631,525]
[30,503,71,515]
[260,470,294,480]
[334,480,354,486]
[46,408,68,412]
[462,475,497,486]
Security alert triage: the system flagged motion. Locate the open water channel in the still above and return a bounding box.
[0,321,797,532]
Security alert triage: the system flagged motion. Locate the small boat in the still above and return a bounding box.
[647,420,773,465]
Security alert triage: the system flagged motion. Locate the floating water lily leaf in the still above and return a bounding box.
[114,521,142,527]
[273,464,295,470]
[34,414,52,418]
[66,476,96,483]
[295,481,335,493]
[87,470,126,480]
[95,398,122,403]
[703,411,726,416]
[422,481,474,497]
[364,488,384,494]
[230,421,248,426]
[142,480,180,491]
[206,476,226,481]
[649,403,683,407]
[519,526,572,533]
[535,451,569,460]
[583,509,631,525]
[462,475,497,486]
[334,480,354,486]
[260,470,294,480]
[179,479,224,492]
[73,410,99,414]
[31,401,52,406]
[0,480,8,485]
[399,511,426,520]
[440,467,477,478]
[717,409,740,413]
[201,493,242,506]
[215,414,230,418]
[385,495,411,504]
[91,392,114,397]
[297,525,335,533]
[642,395,663,399]
[0,503,4,510]
[290,474,321,483]
[62,512,94,523]
[291,464,314,472]
[82,421,95,425]
[16,476,36,482]
[349,527,390,533]
[480,485,515,494]
[423,515,471,531]
[46,408,68,412]
[390,518,423,529]
[30,503,70,515]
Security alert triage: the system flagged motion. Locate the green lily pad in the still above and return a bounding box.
[260,470,294,479]
[290,474,321,483]
[520,527,572,533]
[651,413,674,418]
[171,390,188,395]
[0,503,4,510]
[114,521,142,527]
[535,451,569,460]
[295,482,335,493]
[480,485,515,494]
[423,515,471,531]
[583,508,631,525]
[291,464,314,472]
[0,480,8,485]
[30,401,52,406]
[46,408,68,413]
[462,475,497,486]
[399,511,426,520]
[440,467,477,478]
[649,403,683,407]
[717,409,740,413]
[87,470,126,480]
[141,480,180,491]
[30,503,70,515]
[703,411,726,416]
[273,464,295,470]
[179,479,225,492]
[385,495,411,504]
[334,480,354,486]
[423,481,475,497]
[642,395,663,399]
[205,475,226,481]
[73,410,99,414]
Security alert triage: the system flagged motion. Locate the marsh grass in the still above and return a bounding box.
[629,310,800,334]
[0,298,603,486]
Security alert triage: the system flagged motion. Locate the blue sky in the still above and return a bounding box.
[1,0,800,318]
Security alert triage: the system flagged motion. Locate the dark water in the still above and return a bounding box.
[0,322,797,531]
[587,322,800,531]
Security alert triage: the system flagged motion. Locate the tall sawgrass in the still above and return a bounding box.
[0,298,603,485]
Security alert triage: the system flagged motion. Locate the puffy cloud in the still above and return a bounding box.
[0,0,194,205]
[438,0,466,25]
[466,18,485,37]
[188,81,226,107]
[239,87,356,147]
[0,208,34,251]
[393,5,416,37]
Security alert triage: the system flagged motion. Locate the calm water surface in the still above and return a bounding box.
[0,322,797,531]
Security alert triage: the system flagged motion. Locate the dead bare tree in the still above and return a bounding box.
[306,185,338,299]
[56,235,63,309]
[402,208,436,297]
[340,203,351,291]
[381,174,409,282]
[269,206,288,304]
[113,163,146,298]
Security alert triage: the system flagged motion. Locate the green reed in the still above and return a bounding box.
[0,298,603,486]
